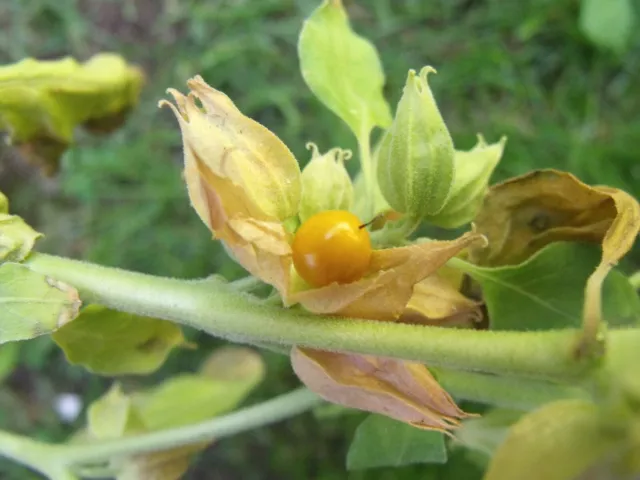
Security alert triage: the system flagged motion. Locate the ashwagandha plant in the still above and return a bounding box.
[1,1,640,479]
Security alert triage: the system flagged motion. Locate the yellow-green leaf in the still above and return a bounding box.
[0,54,143,174]
[298,0,392,136]
[0,214,42,263]
[52,305,185,376]
[88,384,145,439]
[485,399,621,480]
[79,347,264,480]
[0,191,7,214]
[0,263,80,343]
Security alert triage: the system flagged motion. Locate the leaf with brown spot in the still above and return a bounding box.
[468,169,640,352]
[288,232,485,320]
[469,170,619,267]
[291,348,472,433]
[0,263,80,343]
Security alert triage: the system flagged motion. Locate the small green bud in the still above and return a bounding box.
[427,135,506,228]
[377,66,455,218]
[298,143,354,222]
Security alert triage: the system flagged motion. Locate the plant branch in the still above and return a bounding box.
[434,368,589,411]
[0,388,321,475]
[59,387,320,466]
[24,253,603,381]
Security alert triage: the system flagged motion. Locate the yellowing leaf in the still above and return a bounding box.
[80,347,264,480]
[485,399,621,480]
[52,305,185,376]
[582,186,640,352]
[289,232,484,321]
[161,76,300,294]
[291,348,472,433]
[0,263,80,343]
[0,54,144,175]
[299,0,392,136]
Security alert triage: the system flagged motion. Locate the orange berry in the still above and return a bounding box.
[292,210,372,287]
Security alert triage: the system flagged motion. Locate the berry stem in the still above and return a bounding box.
[357,124,375,219]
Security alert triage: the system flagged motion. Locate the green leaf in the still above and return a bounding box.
[0,263,81,343]
[80,347,264,480]
[485,399,621,480]
[0,213,42,263]
[298,0,392,137]
[52,305,185,376]
[346,414,447,470]
[0,342,19,383]
[579,0,635,53]
[454,242,640,330]
[455,409,523,456]
[0,54,143,174]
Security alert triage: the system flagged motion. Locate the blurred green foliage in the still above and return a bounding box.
[1,0,639,478]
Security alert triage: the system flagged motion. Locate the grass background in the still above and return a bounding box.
[0,0,639,478]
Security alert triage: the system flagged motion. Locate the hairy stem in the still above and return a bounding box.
[25,253,599,381]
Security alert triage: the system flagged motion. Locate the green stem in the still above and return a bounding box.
[0,430,59,478]
[0,388,320,475]
[357,126,375,219]
[434,368,589,411]
[630,271,640,290]
[59,388,320,466]
[25,253,598,381]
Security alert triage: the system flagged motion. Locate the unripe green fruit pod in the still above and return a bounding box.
[377,66,455,218]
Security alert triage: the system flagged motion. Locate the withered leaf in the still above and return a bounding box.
[291,348,472,433]
[289,231,484,320]
[468,170,640,353]
[161,76,300,295]
[469,170,620,267]
[401,273,482,327]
